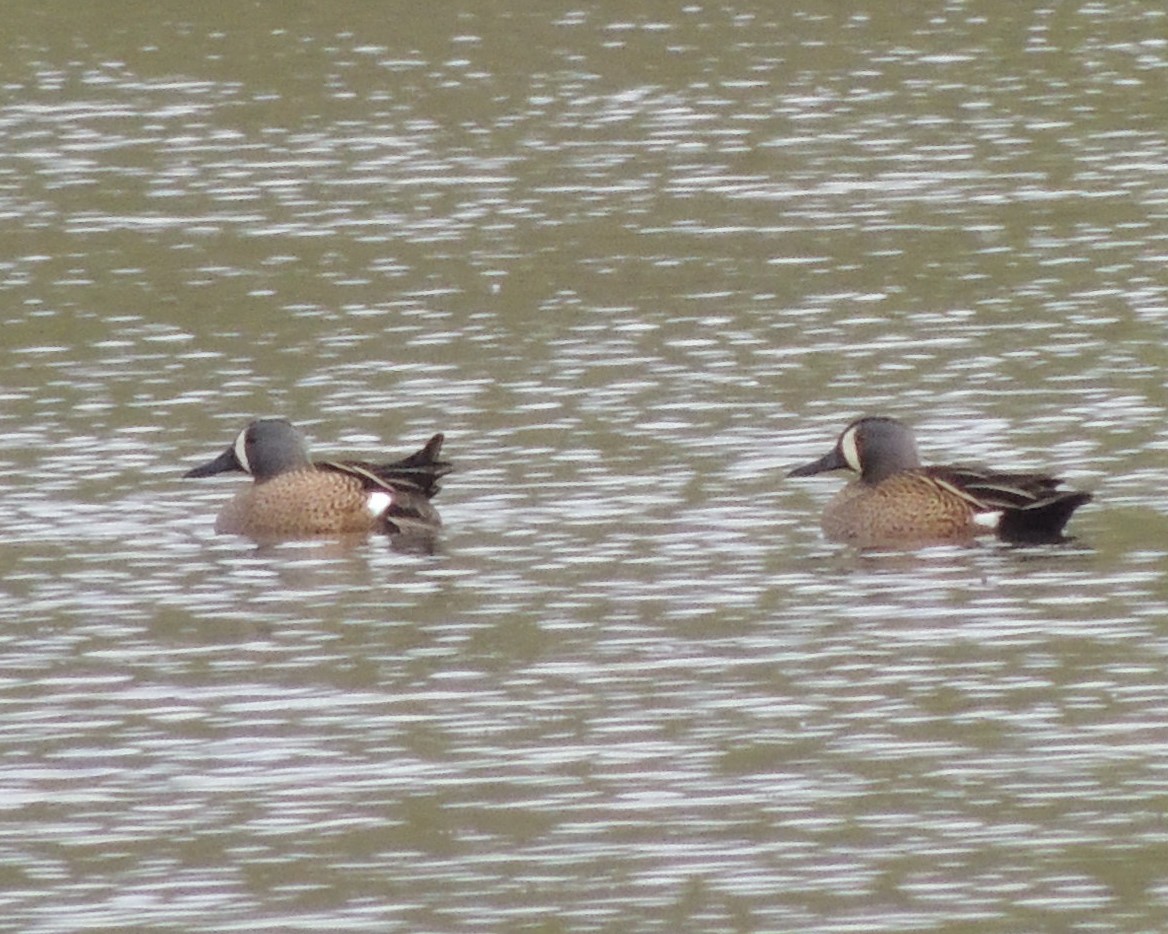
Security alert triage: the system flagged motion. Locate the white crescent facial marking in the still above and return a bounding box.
[840,426,862,473]
[233,427,252,475]
[366,491,392,518]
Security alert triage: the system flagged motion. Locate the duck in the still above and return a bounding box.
[787,416,1092,547]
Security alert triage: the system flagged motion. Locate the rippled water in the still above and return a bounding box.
[2,3,1168,931]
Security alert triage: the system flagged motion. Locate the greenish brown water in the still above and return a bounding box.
[2,3,1167,931]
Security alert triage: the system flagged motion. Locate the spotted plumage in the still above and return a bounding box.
[185,418,451,541]
[788,416,1091,547]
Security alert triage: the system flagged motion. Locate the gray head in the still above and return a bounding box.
[787,416,921,485]
[185,418,313,481]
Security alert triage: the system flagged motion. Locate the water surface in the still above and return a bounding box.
[2,2,1167,931]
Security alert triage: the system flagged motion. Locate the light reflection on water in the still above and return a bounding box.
[3,3,1168,932]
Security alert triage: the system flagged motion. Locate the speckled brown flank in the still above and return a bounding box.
[215,470,390,537]
[820,472,983,546]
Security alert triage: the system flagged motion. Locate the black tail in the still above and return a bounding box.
[371,433,452,499]
[998,490,1093,544]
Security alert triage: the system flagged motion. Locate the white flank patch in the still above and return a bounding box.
[840,426,862,472]
[233,427,251,474]
[973,510,1002,530]
[366,491,392,518]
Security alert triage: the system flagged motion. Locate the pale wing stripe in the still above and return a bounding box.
[962,481,1041,502]
[319,459,426,495]
[929,474,991,509]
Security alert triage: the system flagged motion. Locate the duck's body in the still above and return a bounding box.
[788,417,1091,547]
[185,418,451,540]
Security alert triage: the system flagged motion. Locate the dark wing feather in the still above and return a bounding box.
[316,433,452,500]
[925,465,1091,542]
[926,465,1064,509]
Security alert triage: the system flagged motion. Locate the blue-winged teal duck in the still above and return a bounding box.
[787,416,1092,547]
[185,418,451,539]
